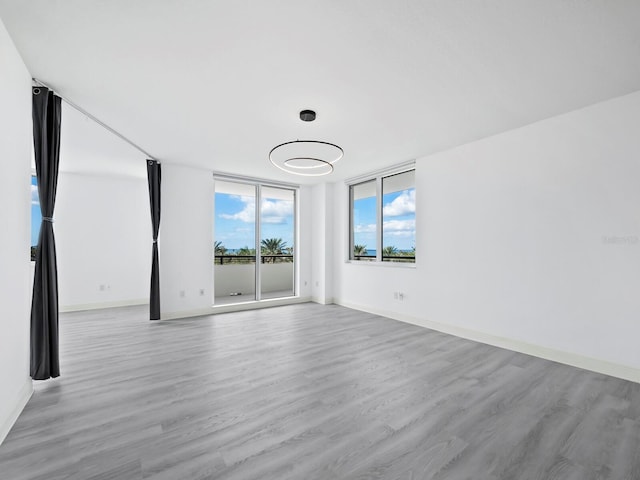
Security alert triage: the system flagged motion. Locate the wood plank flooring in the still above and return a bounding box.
[1,303,639,479]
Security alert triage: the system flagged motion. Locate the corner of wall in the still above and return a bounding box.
[0,379,32,446]
[0,16,35,446]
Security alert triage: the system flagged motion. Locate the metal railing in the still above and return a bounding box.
[215,254,293,265]
[353,255,415,262]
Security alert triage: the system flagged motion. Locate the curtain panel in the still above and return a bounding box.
[147,160,161,320]
[30,87,62,380]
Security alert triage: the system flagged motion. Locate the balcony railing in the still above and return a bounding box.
[214,256,294,298]
[215,254,293,265]
[353,255,415,262]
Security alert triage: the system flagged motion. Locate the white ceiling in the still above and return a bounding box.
[2,1,640,184]
[58,102,148,179]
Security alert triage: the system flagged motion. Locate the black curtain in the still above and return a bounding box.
[30,87,62,380]
[147,160,161,320]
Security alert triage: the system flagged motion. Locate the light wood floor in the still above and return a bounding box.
[1,303,639,479]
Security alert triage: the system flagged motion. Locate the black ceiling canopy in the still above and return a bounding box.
[299,110,316,122]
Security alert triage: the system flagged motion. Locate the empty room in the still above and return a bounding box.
[1,1,640,479]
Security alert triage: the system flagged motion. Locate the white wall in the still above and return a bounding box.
[214,263,294,297]
[55,172,150,310]
[160,164,214,317]
[214,264,256,298]
[0,17,33,444]
[311,183,334,304]
[333,91,640,379]
[261,263,294,294]
[297,185,313,299]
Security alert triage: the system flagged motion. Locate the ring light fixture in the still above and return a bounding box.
[269,140,344,176]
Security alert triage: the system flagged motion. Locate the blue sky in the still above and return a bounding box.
[31,176,41,246]
[214,193,294,250]
[353,188,416,251]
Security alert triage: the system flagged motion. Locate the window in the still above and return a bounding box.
[349,166,415,264]
[31,175,41,261]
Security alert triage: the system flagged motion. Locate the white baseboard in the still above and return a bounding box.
[60,298,148,313]
[311,296,334,305]
[0,378,33,446]
[161,296,313,320]
[335,299,640,384]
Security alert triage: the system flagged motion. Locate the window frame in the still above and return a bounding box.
[347,162,416,266]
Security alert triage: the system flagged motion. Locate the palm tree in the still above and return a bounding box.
[353,244,367,257]
[261,238,287,263]
[382,245,398,257]
[237,246,255,256]
[234,245,255,264]
[214,241,227,256]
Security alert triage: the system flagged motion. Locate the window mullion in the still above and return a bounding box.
[376,176,382,262]
[255,184,261,301]
[349,186,354,260]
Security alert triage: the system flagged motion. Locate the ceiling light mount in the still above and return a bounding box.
[269,139,343,176]
[299,109,316,122]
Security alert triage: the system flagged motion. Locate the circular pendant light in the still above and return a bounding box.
[269,139,343,176]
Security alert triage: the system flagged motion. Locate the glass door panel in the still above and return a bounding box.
[214,180,256,305]
[260,186,295,299]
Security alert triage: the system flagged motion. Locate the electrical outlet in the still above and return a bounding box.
[179,290,185,297]
[199,289,205,296]
[399,292,404,301]
[99,284,105,291]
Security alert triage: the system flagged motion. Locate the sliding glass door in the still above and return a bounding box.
[214,179,296,305]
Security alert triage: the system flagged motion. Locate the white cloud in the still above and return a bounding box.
[385,230,414,237]
[383,219,415,237]
[261,199,293,224]
[31,185,40,205]
[219,196,254,222]
[383,219,415,231]
[354,223,376,233]
[355,219,415,235]
[262,216,286,224]
[219,196,293,224]
[262,199,293,217]
[383,189,415,217]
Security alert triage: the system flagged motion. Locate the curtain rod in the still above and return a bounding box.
[32,78,157,161]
